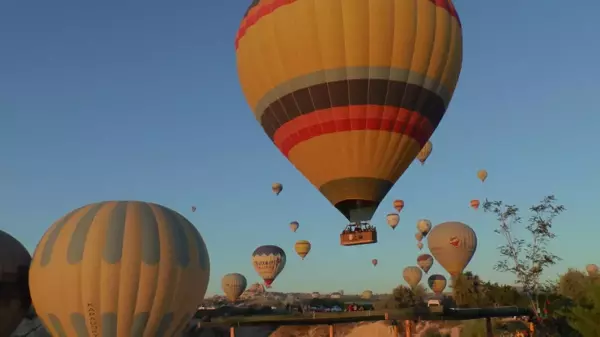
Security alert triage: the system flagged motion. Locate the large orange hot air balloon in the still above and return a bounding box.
[236,0,463,227]
[393,200,405,212]
[29,201,210,337]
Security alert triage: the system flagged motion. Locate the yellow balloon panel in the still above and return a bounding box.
[29,201,210,337]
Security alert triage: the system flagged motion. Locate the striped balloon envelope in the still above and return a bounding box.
[251,245,286,287]
[221,273,248,302]
[29,201,210,337]
[427,274,447,295]
[294,240,311,260]
[236,0,463,224]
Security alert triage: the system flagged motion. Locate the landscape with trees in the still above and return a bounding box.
[372,195,600,336]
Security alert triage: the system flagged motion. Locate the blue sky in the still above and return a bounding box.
[1,1,599,296]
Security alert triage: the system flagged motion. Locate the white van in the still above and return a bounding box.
[427,299,441,307]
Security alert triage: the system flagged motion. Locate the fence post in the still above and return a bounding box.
[529,322,535,334]
[229,326,235,337]
[485,318,493,337]
[329,324,334,337]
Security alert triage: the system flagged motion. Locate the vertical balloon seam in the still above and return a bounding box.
[159,205,185,336]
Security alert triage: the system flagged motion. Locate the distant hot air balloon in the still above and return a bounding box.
[417,219,432,237]
[470,199,480,210]
[415,232,424,242]
[191,206,196,212]
[272,183,283,195]
[29,201,211,337]
[386,213,400,230]
[221,273,247,302]
[427,274,447,295]
[252,245,286,287]
[586,264,599,275]
[372,259,378,267]
[311,292,320,299]
[0,230,31,337]
[417,242,424,250]
[393,200,405,212]
[236,0,463,226]
[427,221,477,278]
[361,290,373,300]
[477,170,488,182]
[294,240,311,260]
[289,221,299,233]
[403,266,423,289]
[417,141,433,165]
[417,254,434,273]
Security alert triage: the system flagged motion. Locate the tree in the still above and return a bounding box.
[451,271,485,307]
[558,269,594,304]
[482,281,529,307]
[392,284,428,308]
[563,280,600,336]
[412,284,428,305]
[483,195,564,313]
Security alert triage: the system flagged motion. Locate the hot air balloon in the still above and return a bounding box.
[272,183,283,195]
[236,0,463,245]
[191,206,196,212]
[289,221,299,233]
[470,199,480,210]
[415,232,424,242]
[361,290,373,300]
[252,245,286,287]
[403,266,423,289]
[427,221,477,278]
[417,254,434,273]
[416,141,433,165]
[586,264,599,275]
[417,242,424,250]
[311,292,320,299]
[221,273,247,302]
[386,213,400,230]
[477,170,488,182]
[29,201,211,337]
[417,219,432,237]
[427,274,447,295]
[393,200,405,212]
[294,240,311,260]
[372,259,378,267]
[0,230,31,337]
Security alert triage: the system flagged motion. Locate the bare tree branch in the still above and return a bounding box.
[483,195,564,317]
